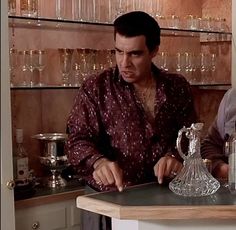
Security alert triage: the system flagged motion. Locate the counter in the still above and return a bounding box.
[15,180,85,209]
[76,182,236,230]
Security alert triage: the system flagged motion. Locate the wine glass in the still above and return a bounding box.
[9,48,18,87]
[58,48,74,86]
[175,52,184,74]
[18,50,29,86]
[116,0,127,18]
[157,51,168,71]
[76,48,89,81]
[35,50,47,86]
[8,0,16,16]
[56,0,65,20]
[73,63,83,87]
[25,50,38,87]
[200,53,211,84]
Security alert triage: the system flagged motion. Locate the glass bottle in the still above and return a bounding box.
[13,129,29,184]
[228,121,236,194]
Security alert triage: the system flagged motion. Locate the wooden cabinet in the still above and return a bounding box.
[15,199,81,230]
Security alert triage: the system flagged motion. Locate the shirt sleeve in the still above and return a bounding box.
[66,83,104,176]
[217,88,236,138]
[216,90,228,139]
[201,119,228,175]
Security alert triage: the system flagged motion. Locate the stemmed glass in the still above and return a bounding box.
[73,63,82,87]
[116,0,127,18]
[35,50,47,86]
[76,48,89,82]
[25,50,38,87]
[58,48,74,86]
[175,52,184,74]
[9,48,18,87]
[157,52,168,71]
[200,53,211,84]
[8,0,16,16]
[56,0,65,19]
[18,50,29,86]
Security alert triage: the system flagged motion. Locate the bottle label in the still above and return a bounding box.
[16,157,29,180]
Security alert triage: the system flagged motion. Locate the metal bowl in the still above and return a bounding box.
[32,133,68,157]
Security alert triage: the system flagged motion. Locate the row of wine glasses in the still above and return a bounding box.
[8,0,163,24]
[9,48,47,87]
[58,48,116,87]
[10,48,219,87]
[157,15,229,32]
[9,47,116,87]
[154,51,217,84]
[8,1,228,33]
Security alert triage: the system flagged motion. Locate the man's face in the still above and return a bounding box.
[115,33,158,85]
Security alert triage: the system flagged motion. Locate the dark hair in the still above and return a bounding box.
[113,11,161,52]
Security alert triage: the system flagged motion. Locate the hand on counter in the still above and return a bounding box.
[213,162,229,180]
[93,158,124,192]
[154,155,183,184]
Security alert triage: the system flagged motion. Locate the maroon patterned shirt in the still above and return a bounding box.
[66,65,196,191]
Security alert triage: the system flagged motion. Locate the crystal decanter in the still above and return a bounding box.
[169,123,220,197]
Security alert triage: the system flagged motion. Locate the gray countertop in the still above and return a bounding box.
[76,182,236,220]
[88,182,236,206]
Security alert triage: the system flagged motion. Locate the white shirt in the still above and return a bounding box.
[217,88,236,139]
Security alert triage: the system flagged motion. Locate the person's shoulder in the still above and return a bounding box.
[159,71,191,91]
[219,88,236,108]
[225,87,236,99]
[81,67,115,90]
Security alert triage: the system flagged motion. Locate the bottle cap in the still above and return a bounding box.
[16,129,23,143]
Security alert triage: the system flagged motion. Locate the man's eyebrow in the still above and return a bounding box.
[115,47,122,52]
[115,47,144,55]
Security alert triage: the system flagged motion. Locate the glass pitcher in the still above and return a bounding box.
[169,123,220,197]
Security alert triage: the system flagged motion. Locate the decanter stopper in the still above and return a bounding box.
[169,123,220,197]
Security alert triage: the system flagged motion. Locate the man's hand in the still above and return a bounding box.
[154,155,183,184]
[93,158,124,192]
[214,163,229,180]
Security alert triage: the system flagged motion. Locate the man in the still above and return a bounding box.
[66,11,196,229]
[201,88,236,180]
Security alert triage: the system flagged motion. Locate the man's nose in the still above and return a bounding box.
[121,54,130,67]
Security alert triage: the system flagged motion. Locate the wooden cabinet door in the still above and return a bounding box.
[1,0,16,229]
[15,200,81,230]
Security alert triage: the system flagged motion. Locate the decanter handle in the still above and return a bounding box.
[176,126,188,161]
[176,123,204,161]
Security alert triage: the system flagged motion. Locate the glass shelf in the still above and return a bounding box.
[10,85,81,90]
[191,84,231,90]
[10,83,231,91]
[8,15,113,33]
[9,15,232,39]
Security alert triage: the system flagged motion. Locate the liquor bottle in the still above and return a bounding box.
[13,129,29,184]
[228,121,236,194]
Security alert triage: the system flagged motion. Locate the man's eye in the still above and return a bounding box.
[116,50,123,55]
[131,52,142,57]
